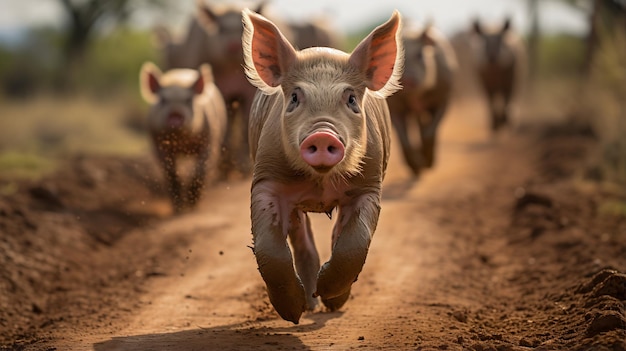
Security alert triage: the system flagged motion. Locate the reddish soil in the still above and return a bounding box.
[0,97,625,351]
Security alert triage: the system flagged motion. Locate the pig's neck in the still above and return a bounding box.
[257,175,352,214]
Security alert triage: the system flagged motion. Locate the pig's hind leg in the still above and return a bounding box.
[288,211,321,310]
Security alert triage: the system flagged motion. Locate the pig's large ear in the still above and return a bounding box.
[420,26,436,46]
[242,8,297,94]
[151,25,171,49]
[254,0,267,15]
[196,0,218,34]
[348,10,404,99]
[190,66,209,96]
[502,17,511,32]
[139,61,162,103]
[472,18,483,36]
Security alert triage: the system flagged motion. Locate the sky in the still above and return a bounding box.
[0,0,588,45]
[265,0,587,36]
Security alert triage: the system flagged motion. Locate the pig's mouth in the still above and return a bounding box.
[310,165,334,174]
[166,112,185,128]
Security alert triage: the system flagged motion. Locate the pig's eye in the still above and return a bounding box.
[286,88,302,113]
[346,93,360,113]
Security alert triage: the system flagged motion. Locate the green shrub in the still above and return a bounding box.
[79,27,160,97]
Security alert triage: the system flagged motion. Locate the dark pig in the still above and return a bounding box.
[242,9,404,323]
[471,17,527,132]
[196,1,293,178]
[387,23,457,176]
[139,62,227,213]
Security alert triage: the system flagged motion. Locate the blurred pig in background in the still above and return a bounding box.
[153,1,343,180]
[194,1,294,179]
[470,17,527,132]
[152,1,276,179]
[387,22,457,177]
[139,62,227,213]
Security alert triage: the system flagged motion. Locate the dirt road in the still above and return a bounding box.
[2,96,625,350]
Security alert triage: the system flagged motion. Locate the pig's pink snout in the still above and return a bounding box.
[300,132,345,170]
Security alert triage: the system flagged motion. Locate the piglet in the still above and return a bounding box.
[139,62,227,213]
[242,8,404,323]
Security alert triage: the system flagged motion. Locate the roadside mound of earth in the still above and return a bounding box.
[0,155,171,345]
[447,125,626,351]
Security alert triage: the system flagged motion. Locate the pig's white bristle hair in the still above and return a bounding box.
[241,8,281,95]
[370,10,405,99]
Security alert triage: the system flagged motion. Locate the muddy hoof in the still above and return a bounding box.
[321,288,351,311]
[267,288,306,324]
[263,275,307,324]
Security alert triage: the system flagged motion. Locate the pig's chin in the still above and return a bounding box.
[292,158,343,178]
[309,164,337,175]
[165,115,185,129]
[305,159,356,179]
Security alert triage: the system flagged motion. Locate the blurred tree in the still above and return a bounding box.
[526,0,540,78]
[57,0,169,91]
[558,0,626,76]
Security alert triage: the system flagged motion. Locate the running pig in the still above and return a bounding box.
[388,23,457,176]
[471,17,526,132]
[242,9,404,323]
[139,62,227,213]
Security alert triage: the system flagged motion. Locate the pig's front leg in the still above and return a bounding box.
[251,181,307,324]
[187,151,209,207]
[158,152,184,213]
[315,192,381,310]
[391,113,421,176]
[420,105,447,169]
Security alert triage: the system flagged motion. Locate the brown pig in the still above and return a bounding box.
[242,9,404,323]
[387,23,457,176]
[195,1,293,178]
[139,62,227,213]
[470,17,527,132]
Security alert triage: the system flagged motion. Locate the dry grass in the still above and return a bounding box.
[0,94,150,179]
[584,28,626,185]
